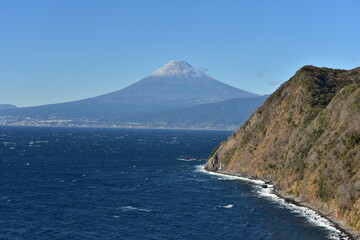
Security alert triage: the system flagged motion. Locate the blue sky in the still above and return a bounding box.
[1,0,360,107]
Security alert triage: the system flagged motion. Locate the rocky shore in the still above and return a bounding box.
[205,169,359,240]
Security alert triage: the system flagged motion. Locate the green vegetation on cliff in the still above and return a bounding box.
[206,66,360,236]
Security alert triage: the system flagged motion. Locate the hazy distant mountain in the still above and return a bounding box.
[0,104,17,110]
[0,60,259,120]
[126,95,268,128]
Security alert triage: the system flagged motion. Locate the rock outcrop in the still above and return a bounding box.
[206,65,360,237]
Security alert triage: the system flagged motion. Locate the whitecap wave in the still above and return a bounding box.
[177,158,205,161]
[119,206,151,212]
[217,204,234,209]
[194,165,264,184]
[195,164,350,240]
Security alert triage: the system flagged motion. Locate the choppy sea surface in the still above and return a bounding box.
[0,127,349,240]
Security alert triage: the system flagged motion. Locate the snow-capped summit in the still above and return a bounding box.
[151,60,206,78]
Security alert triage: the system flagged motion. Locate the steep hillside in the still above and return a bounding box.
[206,66,360,237]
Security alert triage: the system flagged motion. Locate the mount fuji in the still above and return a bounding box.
[0,61,265,128]
[110,60,258,106]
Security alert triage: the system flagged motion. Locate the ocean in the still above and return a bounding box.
[0,127,349,240]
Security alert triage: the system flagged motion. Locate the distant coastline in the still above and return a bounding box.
[0,123,236,131]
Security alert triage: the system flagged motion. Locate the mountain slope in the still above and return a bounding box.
[125,95,268,129]
[0,61,258,119]
[206,66,360,237]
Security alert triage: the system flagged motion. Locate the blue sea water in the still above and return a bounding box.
[0,127,349,240]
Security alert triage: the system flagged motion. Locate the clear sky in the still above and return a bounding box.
[1,0,360,107]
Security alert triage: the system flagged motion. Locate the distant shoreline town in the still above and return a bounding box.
[0,116,237,131]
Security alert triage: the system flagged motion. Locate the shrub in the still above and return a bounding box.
[345,131,360,149]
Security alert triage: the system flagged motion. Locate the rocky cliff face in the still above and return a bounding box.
[206,66,360,235]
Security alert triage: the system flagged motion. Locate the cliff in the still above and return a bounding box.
[205,65,360,237]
